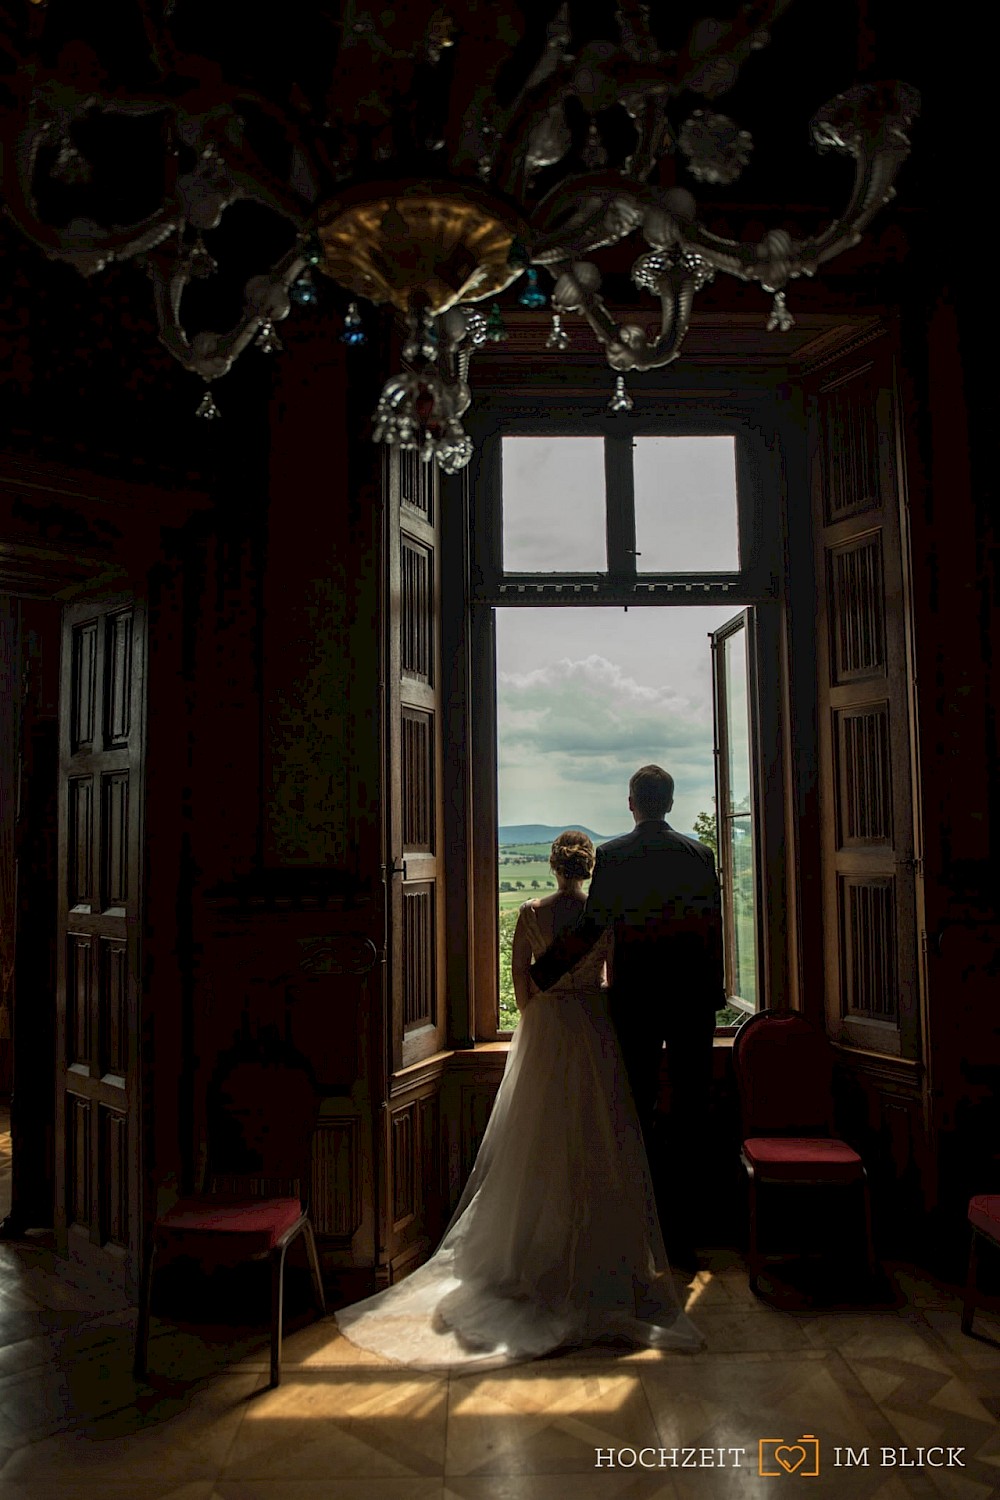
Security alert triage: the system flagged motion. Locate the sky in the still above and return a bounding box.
[496,433,744,840]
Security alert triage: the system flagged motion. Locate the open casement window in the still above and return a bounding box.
[809,342,922,1058]
[384,449,447,1072]
[711,610,762,1021]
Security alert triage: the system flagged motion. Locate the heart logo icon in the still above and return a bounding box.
[774,1445,808,1473]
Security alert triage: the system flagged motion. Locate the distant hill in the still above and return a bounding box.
[499,823,612,846]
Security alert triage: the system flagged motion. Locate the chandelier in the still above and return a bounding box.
[2,3,919,473]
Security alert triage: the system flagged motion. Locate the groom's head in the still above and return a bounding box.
[628,765,675,823]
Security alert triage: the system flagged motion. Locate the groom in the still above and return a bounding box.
[529,765,725,1256]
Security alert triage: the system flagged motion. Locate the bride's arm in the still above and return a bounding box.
[511,911,536,1012]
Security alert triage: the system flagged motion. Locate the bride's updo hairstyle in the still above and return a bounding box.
[549,830,596,882]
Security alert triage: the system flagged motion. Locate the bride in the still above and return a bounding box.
[335,830,703,1368]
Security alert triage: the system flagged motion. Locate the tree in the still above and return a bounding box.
[530,879,540,888]
[693,808,717,860]
[498,908,519,1031]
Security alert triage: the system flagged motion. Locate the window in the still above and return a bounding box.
[502,437,606,572]
[461,412,777,1041]
[633,436,740,573]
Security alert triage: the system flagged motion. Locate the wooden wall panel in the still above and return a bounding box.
[70,622,97,752]
[67,777,93,909]
[311,1116,363,1243]
[99,937,127,1076]
[66,935,91,1067]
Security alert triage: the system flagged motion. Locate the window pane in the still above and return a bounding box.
[728,814,757,1005]
[723,626,752,814]
[633,436,739,573]
[502,437,606,572]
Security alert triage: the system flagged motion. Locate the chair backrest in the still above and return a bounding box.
[205,1035,320,1204]
[732,1009,836,1138]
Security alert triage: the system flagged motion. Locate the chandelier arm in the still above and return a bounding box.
[136,0,183,78]
[603,275,698,371]
[552,265,697,372]
[3,48,317,274]
[527,171,656,262]
[615,0,661,63]
[669,137,913,286]
[669,0,794,99]
[2,110,184,274]
[622,96,676,181]
[148,242,307,381]
[492,73,583,199]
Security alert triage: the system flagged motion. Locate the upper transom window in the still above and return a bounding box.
[499,433,741,577]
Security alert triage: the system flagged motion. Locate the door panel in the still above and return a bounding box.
[810,347,920,1057]
[385,450,446,1072]
[380,450,447,1275]
[55,597,145,1291]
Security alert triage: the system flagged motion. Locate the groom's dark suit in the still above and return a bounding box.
[529,819,724,1236]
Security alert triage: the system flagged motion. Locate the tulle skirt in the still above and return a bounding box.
[335,980,703,1369]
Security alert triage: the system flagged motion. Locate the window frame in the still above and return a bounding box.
[711,608,765,1033]
[472,411,773,608]
[446,395,786,1045]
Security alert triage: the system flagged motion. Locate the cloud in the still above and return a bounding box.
[498,654,717,831]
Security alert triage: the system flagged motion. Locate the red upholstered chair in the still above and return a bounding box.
[732,1009,877,1293]
[962,1195,1000,1336]
[134,1038,326,1388]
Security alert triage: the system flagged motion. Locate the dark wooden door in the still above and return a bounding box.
[55,596,145,1290]
[379,449,447,1281]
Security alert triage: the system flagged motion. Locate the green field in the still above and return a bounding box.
[496,836,739,1032]
[497,841,592,911]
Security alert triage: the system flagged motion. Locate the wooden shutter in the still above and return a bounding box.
[55,596,145,1290]
[810,341,921,1058]
[385,449,446,1071]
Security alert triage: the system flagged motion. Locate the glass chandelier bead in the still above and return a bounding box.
[302,236,323,267]
[290,271,319,305]
[51,136,91,185]
[546,312,570,350]
[196,388,221,420]
[485,302,508,341]
[507,238,531,270]
[339,301,367,346]
[464,308,489,346]
[187,233,218,279]
[608,374,634,412]
[255,318,283,354]
[766,289,795,332]
[517,268,548,309]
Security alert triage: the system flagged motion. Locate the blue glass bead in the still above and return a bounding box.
[518,268,547,309]
[290,276,318,305]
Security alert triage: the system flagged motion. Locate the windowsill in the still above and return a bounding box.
[485,1034,738,1049]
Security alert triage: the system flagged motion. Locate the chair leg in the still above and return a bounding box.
[270,1243,288,1389]
[302,1218,326,1315]
[861,1172,878,1280]
[746,1166,761,1293]
[962,1231,980,1336]
[133,1239,157,1381]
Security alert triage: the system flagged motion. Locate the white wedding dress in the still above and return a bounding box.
[335,902,703,1368]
